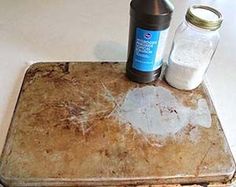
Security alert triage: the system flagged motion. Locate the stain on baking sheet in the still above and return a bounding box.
[114,86,211,137]
[0,62,234,186]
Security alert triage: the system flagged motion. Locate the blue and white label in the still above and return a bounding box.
[132,27,168,72]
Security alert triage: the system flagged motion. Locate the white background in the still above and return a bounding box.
[0,0,236,161]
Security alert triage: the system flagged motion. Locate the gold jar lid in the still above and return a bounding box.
[185,5,223,31]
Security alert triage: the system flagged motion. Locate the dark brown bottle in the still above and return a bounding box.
[126,0,174,83]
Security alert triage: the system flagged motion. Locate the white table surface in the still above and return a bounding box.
[0,0,236,162]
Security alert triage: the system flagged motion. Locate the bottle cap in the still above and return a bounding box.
[130,0,174,30]
[186,5,223,31]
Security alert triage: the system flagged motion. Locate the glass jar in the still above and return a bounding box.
[165,5,223,90]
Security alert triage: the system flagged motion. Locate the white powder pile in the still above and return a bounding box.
[165,41,212,90]
[115,86,211,137]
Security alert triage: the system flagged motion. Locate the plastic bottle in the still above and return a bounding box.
[126,0,174,83]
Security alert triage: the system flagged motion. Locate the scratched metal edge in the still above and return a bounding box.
[0,62,235,187]
[0,175,233,187]
[202,82,236,176]
[0,62,68,186]
[0,62,40,186]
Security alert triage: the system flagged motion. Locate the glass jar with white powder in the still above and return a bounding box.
[165,5,223,90]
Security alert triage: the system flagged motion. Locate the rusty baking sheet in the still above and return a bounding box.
[0,62,235,187]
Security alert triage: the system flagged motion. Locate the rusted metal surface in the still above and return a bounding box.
[0,62,235,187]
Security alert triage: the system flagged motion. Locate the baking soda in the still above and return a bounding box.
[165,40,213,90]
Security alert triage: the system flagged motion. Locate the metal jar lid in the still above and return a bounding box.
[185,5,223,31]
